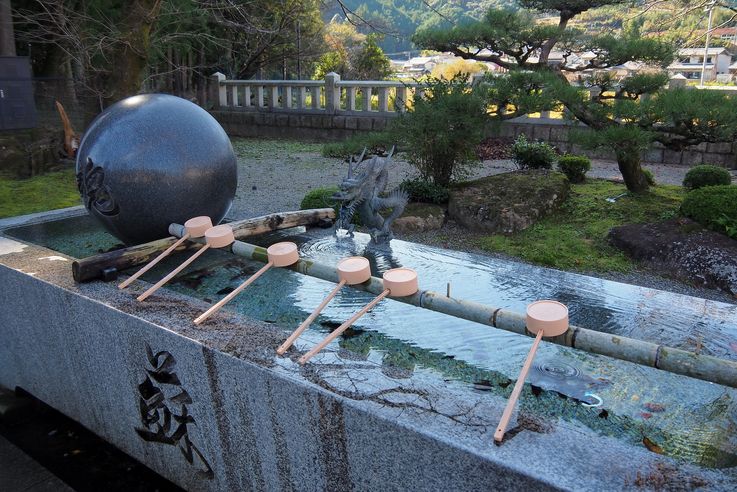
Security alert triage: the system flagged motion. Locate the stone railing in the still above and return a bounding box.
[207,73,737,168]
[210,72,420,115]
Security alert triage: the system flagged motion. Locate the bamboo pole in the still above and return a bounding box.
[168,229,737,389]
[278,279,347,355]
[193,261,274,325]
[495,330,543,442]
[298,289,391,365]
[72,209,335,283]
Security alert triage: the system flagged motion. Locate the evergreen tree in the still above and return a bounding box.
[414,1,737,192]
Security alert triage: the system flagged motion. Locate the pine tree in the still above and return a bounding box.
[414,1,737,192]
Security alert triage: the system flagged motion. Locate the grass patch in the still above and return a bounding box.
[476,180,685,272]
[231,138,323,159]
[0,169,80,219]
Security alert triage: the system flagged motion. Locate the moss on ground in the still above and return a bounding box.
[0,169,80,219]
[231,138,323,159]
[402,202,445,219]
[476,180,685,272]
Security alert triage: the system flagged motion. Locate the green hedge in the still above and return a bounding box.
[681,185,737,235]
[557,155,591,183]
[399,179,449,204]
[510,135,557,170]
[300,186,340,214]
[682,164,732,190]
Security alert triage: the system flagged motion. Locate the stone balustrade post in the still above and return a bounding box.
[395,86,408,112]
[668,74,688,90]
[210,72,226,109]
[325,72,341,113]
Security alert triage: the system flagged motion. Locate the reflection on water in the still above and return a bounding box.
[6,216,737,468]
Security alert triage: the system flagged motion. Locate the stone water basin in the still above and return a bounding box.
[6,213,737,472]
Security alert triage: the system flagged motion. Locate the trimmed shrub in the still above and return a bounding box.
[642,168,656,186]
[396,73,487,185]
[681,185,737,235]
[322,132,394,158]
[557,155,591,183]
[300,186,340,214]
[511,135,557,170]
[682,164,732,190]
[399,179,450,204]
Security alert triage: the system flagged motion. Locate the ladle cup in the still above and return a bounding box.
[298,267,418,364]
[494,300,569,443]
[277,256,371,355]
[193,241,299,325]
[137,224,234,302]
[119,216,213,290]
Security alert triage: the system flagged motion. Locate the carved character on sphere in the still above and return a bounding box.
[333,147,408,243]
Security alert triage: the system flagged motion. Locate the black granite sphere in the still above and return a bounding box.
[76,94,237,245]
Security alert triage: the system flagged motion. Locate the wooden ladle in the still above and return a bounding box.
[298,267,418,365]
[494,300,569,443]
[119,216,213,290]
[277,256,371,355]
[137,224,234,302]
[193,241,300,325]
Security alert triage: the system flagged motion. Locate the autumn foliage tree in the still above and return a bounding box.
[414,1,737,193]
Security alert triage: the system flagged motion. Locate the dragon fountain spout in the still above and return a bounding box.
[333,147,408,244]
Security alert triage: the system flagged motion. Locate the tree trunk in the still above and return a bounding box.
[615,148,649,193]
[106,0,161,103]
[0,0,15,56]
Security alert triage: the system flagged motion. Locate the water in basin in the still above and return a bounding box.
[6,215,737,468]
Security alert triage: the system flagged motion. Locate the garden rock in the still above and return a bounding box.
[609,218,737,296]
[448,170,569,234]
[394,214,444,233]
[394,203,445,233]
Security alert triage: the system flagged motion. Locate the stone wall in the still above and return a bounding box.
[211,110,737,169]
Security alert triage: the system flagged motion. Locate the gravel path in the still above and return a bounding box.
[230,138,737,219]
[228,137,736,305]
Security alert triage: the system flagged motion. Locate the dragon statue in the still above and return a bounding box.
[333,147,408,244]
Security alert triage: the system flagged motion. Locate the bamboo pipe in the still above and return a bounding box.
[167,227,737,389]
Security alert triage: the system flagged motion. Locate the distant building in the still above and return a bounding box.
[401,56,437,75]
[667,47,733,81]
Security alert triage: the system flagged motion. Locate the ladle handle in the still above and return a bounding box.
[119,233,190,289]
[494,329,544,443]
[299,289,390,365]
[137,244,210,302]
[277,280,347,355]
[194,261,274,325]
